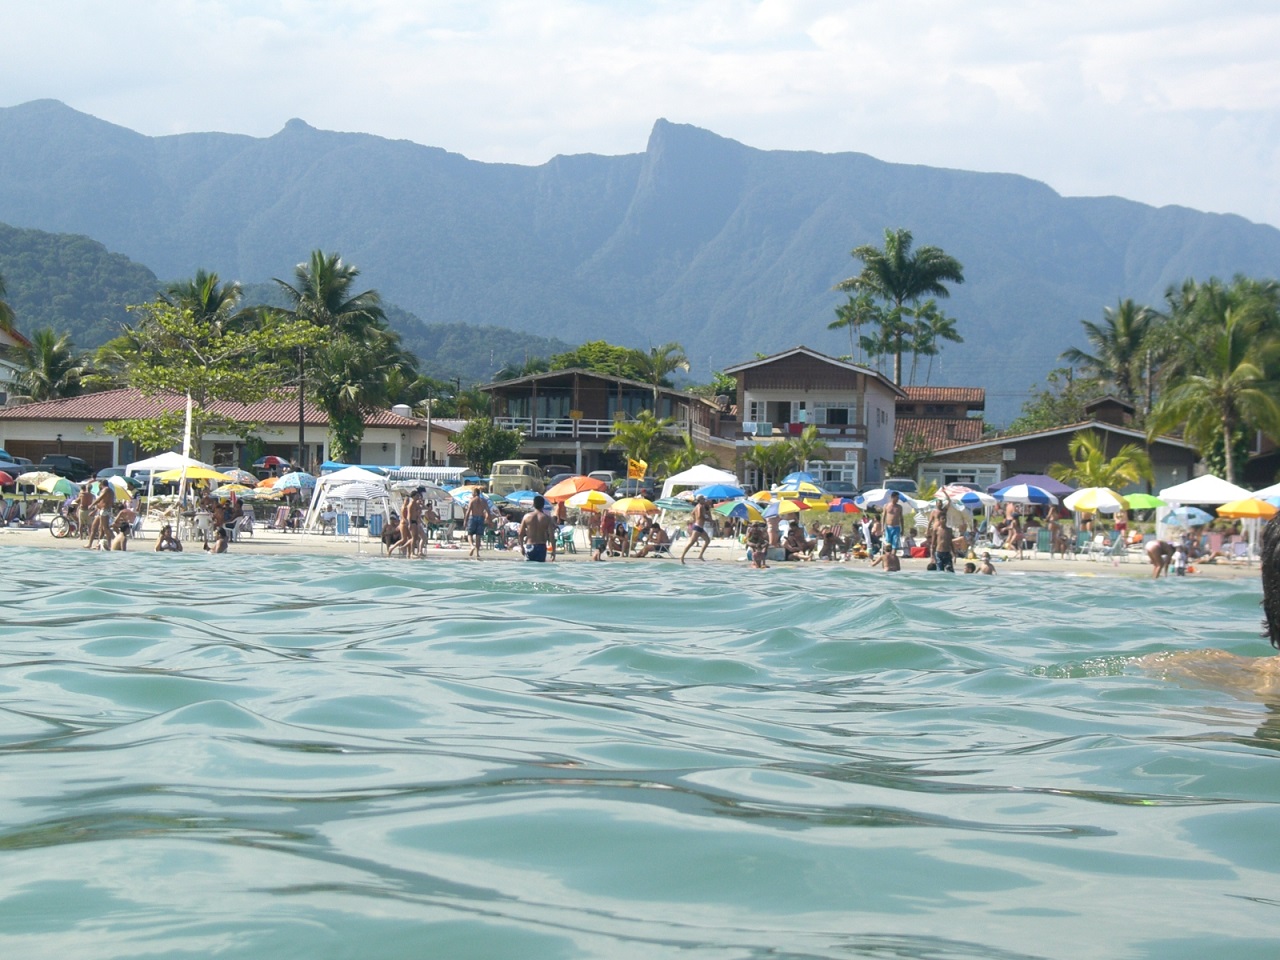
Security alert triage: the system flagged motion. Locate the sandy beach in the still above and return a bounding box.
[0,518,1260,581]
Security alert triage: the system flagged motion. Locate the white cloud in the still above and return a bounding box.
[4,0,1280,225]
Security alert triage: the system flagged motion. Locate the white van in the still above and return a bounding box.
[489,460,546,497]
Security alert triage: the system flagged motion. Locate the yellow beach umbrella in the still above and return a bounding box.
[1062,487,1127,514]
[1216,497,1278,519]
[156,466,235,482]
[750,490,775,503]
[566,489,615,512]
[610,496,659,516]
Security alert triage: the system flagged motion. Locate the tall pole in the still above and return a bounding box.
[297,345,306,469]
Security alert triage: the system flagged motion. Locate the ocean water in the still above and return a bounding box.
[1,547,1278,960]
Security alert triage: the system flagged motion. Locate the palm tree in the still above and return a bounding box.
[1148,300,1280,483]
[836,228,965,384]
[13,328,85,401]
[274,251,392,465]
[633,342,690,409]
[661,435,718,475]
[1060,299,1159,407]
[608,410,675,466]
[744,441,796,489]
[909,300,963,385]
[828,292,882,364]
[163,270,247,330]
[1048,430,1152,489]
[788,425,832,472]
[0,271,15,335]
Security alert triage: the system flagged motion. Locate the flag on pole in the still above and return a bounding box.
[628,458,647,480]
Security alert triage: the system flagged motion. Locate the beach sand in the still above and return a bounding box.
[0,519,1260,580]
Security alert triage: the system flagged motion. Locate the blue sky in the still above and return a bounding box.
[8,0,1280,226]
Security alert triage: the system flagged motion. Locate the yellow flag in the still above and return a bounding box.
[628,458,647,480]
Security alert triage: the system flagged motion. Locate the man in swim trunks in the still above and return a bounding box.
[464,487,490,559]
[86,481,115,549]
[519,494,555,562]
[930,519,955,572]
[680,496,712,564]
[883,491,903,552]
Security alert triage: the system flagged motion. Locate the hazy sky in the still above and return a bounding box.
[8,0,1280,227]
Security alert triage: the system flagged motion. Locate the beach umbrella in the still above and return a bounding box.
[762,498,807,518]
[36,475,79,497]
[936,488,997,511]
[254,455,291,469]
[451,486,493,505]
[0,471,13,485]
[653,497,694,513]
[749,490,775,503]
[213,483,254,497]
[1063,487,1127,514]
[219,468,258,484]
[1122,493,1165,510]
[1163,506,1214,527]
[854,488,896,508]
[105,474,138,495]
[257,476,280,488]
[331,481,389,501]
[1216,497,1278,520]
[156,466,234,482]
[991,483,1059,506]
[611,496,659,516]
[714,498,764,522]
[276,471,316,490]
[566,489,615,511]
[545,475,609,502]
[781,471,819,485]
[16,470,61,487]
[825,497,862,514]
[693,482,746,500]
[775,478,823,496]
[504,489,541,506]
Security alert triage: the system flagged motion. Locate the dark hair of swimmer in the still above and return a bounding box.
[1262,513,1280,649]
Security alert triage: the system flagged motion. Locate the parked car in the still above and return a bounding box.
[489,459,546,497]
[0,450,33,473]
[882,477,920,496]
[612,477,657,500]
[821,480,858,496]
[587,470,618,487]
[542,463,575,480]
[39,454,95,482]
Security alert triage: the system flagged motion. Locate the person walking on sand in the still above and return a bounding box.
[884,491,904,553]
[518,494,555,562]
[680,496,712,564]
[464,488,490,559]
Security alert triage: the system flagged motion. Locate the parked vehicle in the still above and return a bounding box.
[882,477,920,496]
[489,459,546,497]
[542,463,574,480]
[38,454,94,482]
[587,470,618,487]
[612,477,657,500]
[821,480,858,496]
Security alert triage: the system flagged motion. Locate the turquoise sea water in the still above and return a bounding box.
[1,547,1278,959]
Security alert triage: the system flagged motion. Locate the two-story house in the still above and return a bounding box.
[481,368,731,474]
[721,346,905,488]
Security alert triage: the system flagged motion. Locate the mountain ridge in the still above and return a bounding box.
[2,99,1278,423]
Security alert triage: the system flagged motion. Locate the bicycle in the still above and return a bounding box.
[49,502,80,539]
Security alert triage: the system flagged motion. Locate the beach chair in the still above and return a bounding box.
[232,512,254,540]
[267,505,291,531]
[555,524,577,554]
[367,513,386,552]
[335,512,350,540]
[1034,528,1052,557]
[1101,536,1129,562]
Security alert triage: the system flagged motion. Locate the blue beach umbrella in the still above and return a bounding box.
[693,482,746,500]
[991,483,1058,506]
[1163,505,1214,527]
[504,489,540,506]
[276,471,316,490]
[781,471,819,485]
[714,498,764,521]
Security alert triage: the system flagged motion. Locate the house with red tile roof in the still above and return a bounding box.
[0,387,461,473]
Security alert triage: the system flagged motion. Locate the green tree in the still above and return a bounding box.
[99,299,322,451]
[455,418,523,474]
[12,328,85,401]
[607,410,675,466]
[661,434,719,475]
[836,228,965,384]
[909,300,963,385]
[0,270,15,334]
[1148,297,1280,483]
[494,355,550,380]
[163,270,247,329]
[1006,368,1106,434]
[744,441,796,488]
[828,292,882,364]
[1048,430,1153,489]
[633,342,690,406]
[548,340,647,380]
[788,425,832,470]
[1060,299,1160,409]
[888,428,933,480]
[275,251,412,463]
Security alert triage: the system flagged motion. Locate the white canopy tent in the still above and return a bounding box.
[125,451,216,517]
[304,466,391,530]
[660,464,739,500]
[1157,474,1257,556]
[1251,481,1280,499]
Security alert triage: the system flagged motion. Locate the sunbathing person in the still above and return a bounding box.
[634,521,671,558]
[783,523,815,561]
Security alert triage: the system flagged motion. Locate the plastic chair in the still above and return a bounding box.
[555,525,577,554]
[1034,528,1052,557]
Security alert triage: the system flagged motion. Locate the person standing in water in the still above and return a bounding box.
[519,495,555,562]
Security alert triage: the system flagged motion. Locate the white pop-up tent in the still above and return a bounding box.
[125,451,216,516]
[660,464,740,500]
[304,466,391,529]
[1157,474,1258,554]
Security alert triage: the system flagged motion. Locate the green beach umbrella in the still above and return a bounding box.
[1121,493,1165,509]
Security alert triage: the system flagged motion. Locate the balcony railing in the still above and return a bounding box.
[494,417,695,440]
[735,422,867,442]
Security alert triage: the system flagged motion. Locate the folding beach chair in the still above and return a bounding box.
[267,505,291,531]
